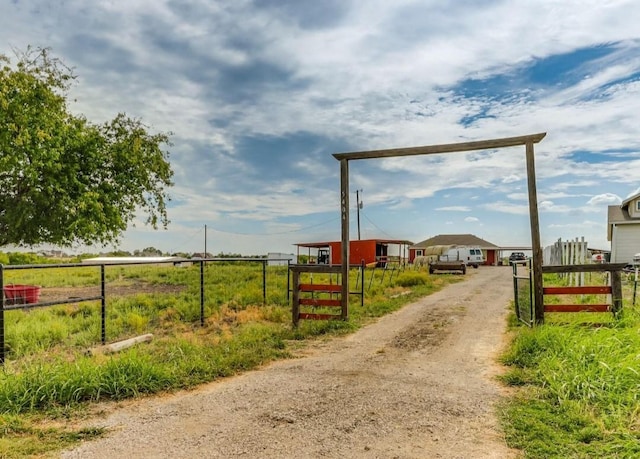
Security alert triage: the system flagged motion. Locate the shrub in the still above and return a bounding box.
[395,271,429,287]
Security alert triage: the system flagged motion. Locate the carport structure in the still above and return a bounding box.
[333,133,547,323]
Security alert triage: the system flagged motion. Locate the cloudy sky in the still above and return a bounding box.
[2,0,640,256]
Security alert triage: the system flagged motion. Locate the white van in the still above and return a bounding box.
[436,246,484,268]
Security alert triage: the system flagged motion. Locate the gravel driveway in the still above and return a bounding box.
[61,266,520,459]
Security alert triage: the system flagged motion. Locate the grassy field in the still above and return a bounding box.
[0,261,459,458]
[499,272,640,458]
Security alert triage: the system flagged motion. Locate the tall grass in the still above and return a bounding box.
[500,274,640,458]
[0,263,455,408]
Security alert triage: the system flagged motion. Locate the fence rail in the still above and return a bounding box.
[0,258,288,366]
[541,263,626,317]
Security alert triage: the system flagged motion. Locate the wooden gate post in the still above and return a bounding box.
[610,269,623,316]
[340,158,350,321]
[525,140,545,325]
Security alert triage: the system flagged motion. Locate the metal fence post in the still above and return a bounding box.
[512,261,520,321]
[200,260,205,327]
[262,260,266,305]
[360,261,365,307]
[101,264,106,345]
[1,264,5,365]
[286,260,291,302]
[528,259,534,326]
[292,269,300,326]
[634,267,638,306]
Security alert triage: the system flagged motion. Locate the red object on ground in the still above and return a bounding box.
[3,284,42,304]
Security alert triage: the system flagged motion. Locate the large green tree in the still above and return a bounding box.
[0,47,173,247]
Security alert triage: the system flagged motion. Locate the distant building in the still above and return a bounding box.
[608,191,640,263]
[409,234,500,265]
[267,252,297,266]
[294,239,412,267]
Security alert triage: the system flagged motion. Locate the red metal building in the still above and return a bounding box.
[295,239,412,267]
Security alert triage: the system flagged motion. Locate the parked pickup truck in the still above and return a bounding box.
[422,245,484,275]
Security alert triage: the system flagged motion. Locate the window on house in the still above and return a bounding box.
[637,200,640,212]
[416,250,423,256]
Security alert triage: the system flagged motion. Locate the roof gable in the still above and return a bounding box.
[411,234,498,249]
[621,190,640,210]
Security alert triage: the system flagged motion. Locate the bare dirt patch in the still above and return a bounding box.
[61,267,521,459]
[39,283,185,304]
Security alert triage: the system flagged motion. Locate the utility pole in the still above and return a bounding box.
[204,224,207,258]
[356,189,363,240]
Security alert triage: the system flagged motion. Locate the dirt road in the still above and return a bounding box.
[61,266,520,459]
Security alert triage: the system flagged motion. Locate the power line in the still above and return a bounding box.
[361,211,396,239]
[170,226,205,253]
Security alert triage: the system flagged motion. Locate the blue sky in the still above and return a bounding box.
[2,0,640,255]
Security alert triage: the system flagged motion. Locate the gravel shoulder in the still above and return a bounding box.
[61,266,521,459]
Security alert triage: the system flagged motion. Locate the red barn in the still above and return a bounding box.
[295,239,412,267]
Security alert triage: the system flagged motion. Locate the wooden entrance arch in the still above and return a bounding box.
[333,133,547,324]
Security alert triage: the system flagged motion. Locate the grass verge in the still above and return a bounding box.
[499,275,640,458]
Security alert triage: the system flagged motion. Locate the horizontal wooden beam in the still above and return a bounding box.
[543,286,612,295]
[333,133,546,161]
[544,304,610,313]
[542,263,627,274]
[289,265,342,274]
[299,284,342,292]
[299,298,342,307]
[298,313,343,321]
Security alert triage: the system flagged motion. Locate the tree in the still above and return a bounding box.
[134,247,163,257]
[0,47,173,247]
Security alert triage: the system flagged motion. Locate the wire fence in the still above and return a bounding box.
[0,258,290,365]
[512,260,533,327]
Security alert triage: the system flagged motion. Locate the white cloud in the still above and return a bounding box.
[2,1,640,254]
[483,202,529,215]
[626,187,640,198]
[587,193,621,206]
[501,174,522,184]
[436,206,471,211]
[548,220,603,229]
[464,216,480,223]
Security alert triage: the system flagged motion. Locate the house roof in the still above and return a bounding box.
[621,190,640,209]
[410,234,499,249]
[607,203,638,240]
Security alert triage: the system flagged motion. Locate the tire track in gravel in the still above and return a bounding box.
[61,266,521,459]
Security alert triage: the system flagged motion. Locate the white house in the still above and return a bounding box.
[608,191,640,263]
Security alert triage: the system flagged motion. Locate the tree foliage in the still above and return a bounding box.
[0,47,173,247]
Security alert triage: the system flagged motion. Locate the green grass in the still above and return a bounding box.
[499,274,640,458]
[0,261,459,457]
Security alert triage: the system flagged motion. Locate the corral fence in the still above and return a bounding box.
[288,260,406,325]
[513,261,627,326]
[290,263,367,325]
[541,263,625,317]
[0,258,291,366]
